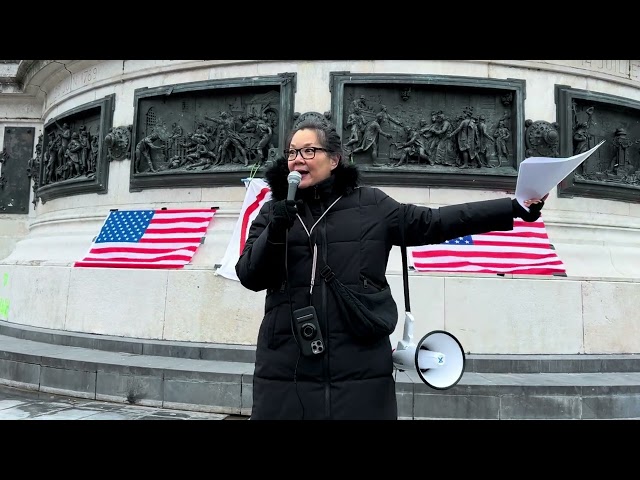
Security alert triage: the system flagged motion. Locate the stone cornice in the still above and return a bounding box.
[5,59,640,97]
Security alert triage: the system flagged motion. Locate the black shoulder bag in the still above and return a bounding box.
[318,204,407,342]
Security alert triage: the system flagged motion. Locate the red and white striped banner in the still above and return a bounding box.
[216,178,272,281]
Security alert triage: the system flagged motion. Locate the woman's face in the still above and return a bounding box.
[287,128,338,189]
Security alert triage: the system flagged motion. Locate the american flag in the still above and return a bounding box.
[410,218,566,276]
[74,208,216,269]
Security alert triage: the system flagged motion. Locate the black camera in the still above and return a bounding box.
[292,306,324,357]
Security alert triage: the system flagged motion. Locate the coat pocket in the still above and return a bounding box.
[322,268,398,342]
[262,303,292,350]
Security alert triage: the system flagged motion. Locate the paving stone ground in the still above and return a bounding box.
[0,384,249,420]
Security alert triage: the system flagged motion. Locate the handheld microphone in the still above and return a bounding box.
[287,171,302,201]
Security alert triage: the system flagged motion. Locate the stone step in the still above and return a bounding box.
[0,320,256,363]
[396,370,640,420]
[0,333,255,416]
[465,354,640,373]
[2,320,640,374]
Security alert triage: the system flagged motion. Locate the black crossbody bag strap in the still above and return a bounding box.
[316,203,401,341]
[318,203,410,301]
[399,204,410,313]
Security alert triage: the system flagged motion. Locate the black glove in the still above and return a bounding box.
[268,199,300,241]
[512,198,544,222]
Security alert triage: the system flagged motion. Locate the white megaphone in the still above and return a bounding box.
[392,311,466,390]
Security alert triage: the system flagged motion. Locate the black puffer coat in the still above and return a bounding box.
[236,158,515,420]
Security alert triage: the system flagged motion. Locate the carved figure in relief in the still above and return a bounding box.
[573,106,594,175]
[448,106,480,169]
[493,119,511,167]
[392,125,432,167]
[134,132,163,173]
[253,114,274,164]
[344,107,367,152]
[475,115,495,167]
[351,112,394,166]
[609,127,639,175]
[63,132,83,179]
[205,111,250,166]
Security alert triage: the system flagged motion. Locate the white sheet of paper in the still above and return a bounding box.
[515,140,606,204]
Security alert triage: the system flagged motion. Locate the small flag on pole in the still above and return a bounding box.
[410,218,566,276]
[74,208,216,269]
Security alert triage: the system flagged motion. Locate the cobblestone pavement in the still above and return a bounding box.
[0,384,248,420]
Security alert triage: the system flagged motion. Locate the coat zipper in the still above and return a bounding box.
[299,195,342,420]
[360,274,384,291]
[321,213,331,420]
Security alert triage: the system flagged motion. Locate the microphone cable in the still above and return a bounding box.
[284,228,305,420]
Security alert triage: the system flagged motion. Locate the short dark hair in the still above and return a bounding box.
[286,117,345,165]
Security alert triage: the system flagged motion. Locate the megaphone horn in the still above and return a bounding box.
[415,330,465,390]
[392,312,466,390]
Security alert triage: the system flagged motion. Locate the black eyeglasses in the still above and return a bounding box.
[285,147,328,160]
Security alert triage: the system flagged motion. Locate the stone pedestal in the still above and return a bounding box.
[1,60,639,355]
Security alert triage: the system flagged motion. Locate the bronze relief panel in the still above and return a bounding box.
[330,72,526,191]
[36,94,114,204]
[129,74,296,191]
[556,85,640,203]
[0,127,35,213]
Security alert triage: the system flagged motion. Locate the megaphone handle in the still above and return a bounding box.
[403,312,414,344]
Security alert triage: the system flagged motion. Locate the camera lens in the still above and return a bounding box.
[301,323,316,340]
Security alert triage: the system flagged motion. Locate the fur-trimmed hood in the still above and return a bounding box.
[264,156,361,201]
